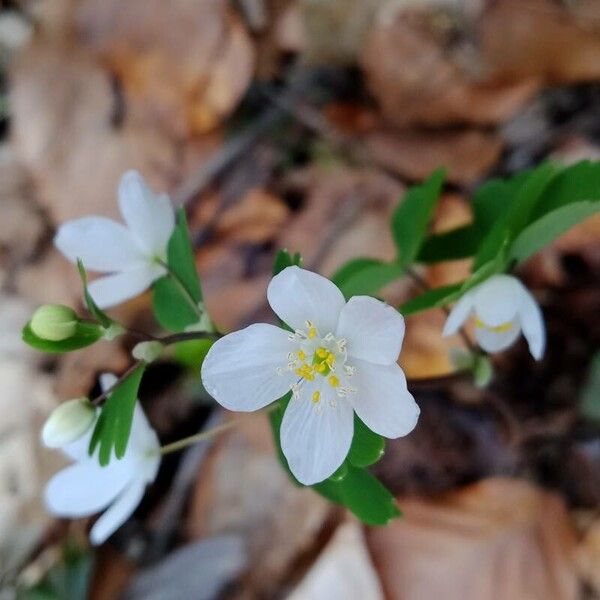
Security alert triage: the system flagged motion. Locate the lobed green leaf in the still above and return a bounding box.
[22,322,103,353]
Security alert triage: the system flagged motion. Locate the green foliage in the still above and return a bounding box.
[22,322,103,353]
[399,282,463,316]
[173,338,214,369]
[332,258,404,299]
[392,168,446,267]
[347,415,385,467]
[273,249,303,275]
[88,364,146,465]
[152,208,204,332]
[76,260,112,328]
[510,201,600,263]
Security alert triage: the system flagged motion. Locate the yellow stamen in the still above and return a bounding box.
[297,349,306,361]
[295,364,315,381]
[326,352,336,367]
[328,375,340,388]
[308,326,317,339]
[316,362,327,374]
[316,347,328,358]
[475,317,513,333]
[312,391,321,403]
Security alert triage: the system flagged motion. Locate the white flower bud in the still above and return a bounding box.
[132,341,164,363]
[30,304,78,341]
[42,398,96,448]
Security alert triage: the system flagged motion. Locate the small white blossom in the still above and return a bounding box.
[201,266,419,485]
[43,374,160,545]
[443,274,545,360]
[54,171,175,309]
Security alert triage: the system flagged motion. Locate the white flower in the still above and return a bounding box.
[201,266,419,485]
[54,171,175,309]
[443,274,546,360]
[43,374,160,545]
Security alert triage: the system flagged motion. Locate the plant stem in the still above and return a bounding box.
[159,421,235,455]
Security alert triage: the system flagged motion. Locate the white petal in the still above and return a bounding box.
[61,427,95,461]
[201,324,296,412]
[118,171,175,258]
[89,481,146,545]
[280,381,354,485]
[442,291,474,336]
[44,459,133,517]
[474,318,522,353]
[518,287,546,360]
[127,403,161,469]
[473,275,521,327]
[336,296,405,365]
[54,217,144,272]
[99,373,118,392]
[267,266,345,335]
[87,264,165,308]
[349,360,420,438]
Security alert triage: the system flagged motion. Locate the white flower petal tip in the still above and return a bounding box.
[201,266,419,484]
[444,274,546,360]
[42,383,160,544]
[54,171,174,308]
[41,398,96,449]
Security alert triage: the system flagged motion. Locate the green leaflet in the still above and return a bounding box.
[88,363,146,466]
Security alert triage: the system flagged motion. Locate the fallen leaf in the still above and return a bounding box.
[367,477,579,600]
[576,517,600,595]
[76,0,255,136]
[366,128,503,185]
[288,521,384,600]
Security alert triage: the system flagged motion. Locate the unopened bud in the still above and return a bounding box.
[30,304,78,341]
[132,341,163,363]
[473,355,494,388]
[41,398,96,448]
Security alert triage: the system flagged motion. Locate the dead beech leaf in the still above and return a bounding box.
[288,521,384,600]
[76,0,255,136]
[362,0,600,127]
[367,478,579,600]
[576,518,600,595]
[366,128,502,185]
[186,413,331,598]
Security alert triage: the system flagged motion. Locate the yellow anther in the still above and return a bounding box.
[312,391,321,403]
[316,347,328,359]
[328,375,340,388]
[308,326,317,339]
[296,364,316,381]
[326,352,336,367]
[475,317,513,333]
[297,349,306,361]
[316,362,327,374]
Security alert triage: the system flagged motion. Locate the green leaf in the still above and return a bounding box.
[417,225,479,263]
[314,466,401,525]
[530,160,600,219]
[510,200,600,263]
[88,363,146,465]
[172,338,214,369]
[22,322,103,353]
[473,162,558,270]
[167,208,202,303]
[580,351,600,423]
[76,259,112,328]
[273,249,303,276]
[152,276,199,332]
[347,415,384,467]
[399,282,464,316]
[331,258,404,298]
[392,168,445,267]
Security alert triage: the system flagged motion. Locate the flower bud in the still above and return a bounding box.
[132,341,164,363]
[42,398,96,448]
[473,355,494,389]
[30,304,78,341]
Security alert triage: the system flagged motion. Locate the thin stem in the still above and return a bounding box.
[158,403,280,456]
[159,422,235,455]
[160,331,221,346]
[91,361,142,406]
[406,267,478,354]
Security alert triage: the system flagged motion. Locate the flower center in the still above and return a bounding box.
[475,317,513,333]
[281,320,357,404]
